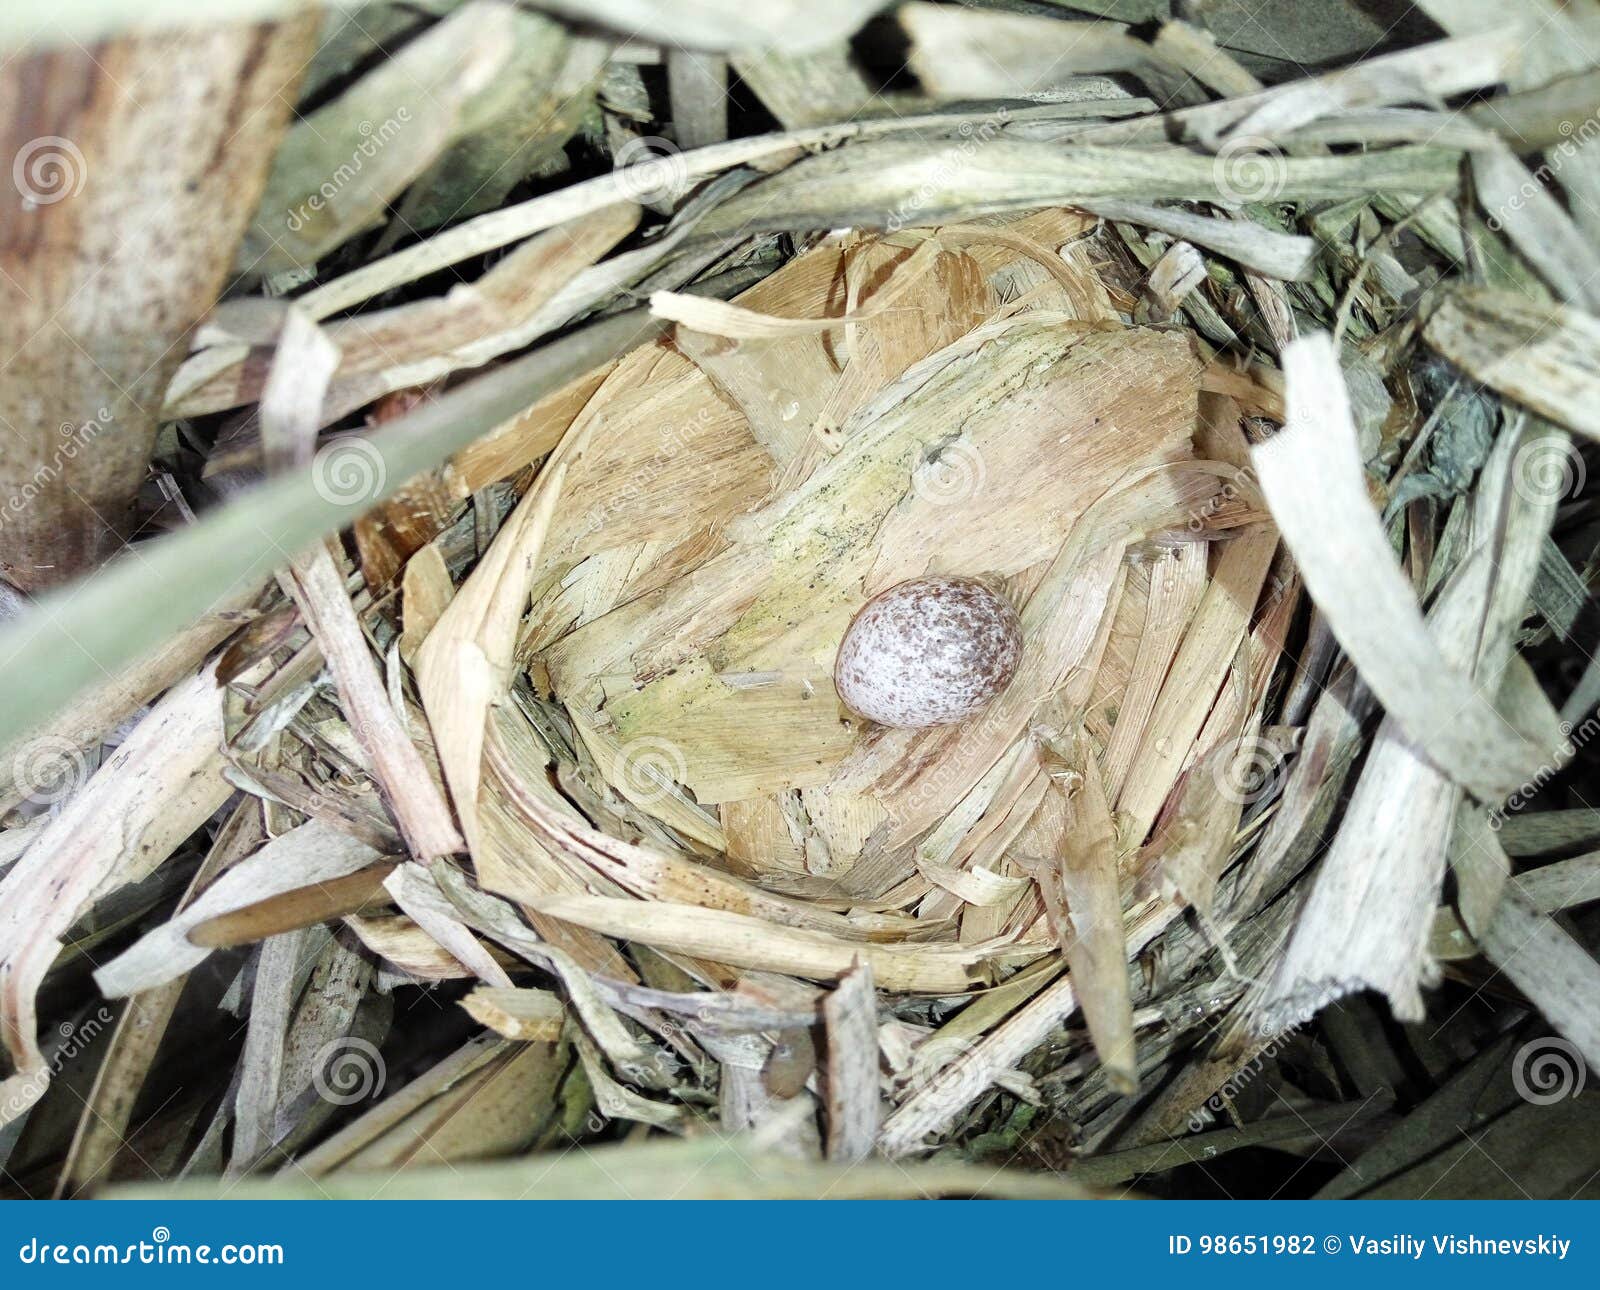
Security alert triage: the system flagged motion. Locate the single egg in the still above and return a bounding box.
[833,575,1023,728]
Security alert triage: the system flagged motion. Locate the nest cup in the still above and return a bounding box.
[431,210,1288,1149]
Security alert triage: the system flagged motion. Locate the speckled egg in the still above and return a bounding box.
[833,576,1023,728]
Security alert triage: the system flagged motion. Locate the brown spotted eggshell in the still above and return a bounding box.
[833,576,1023,728]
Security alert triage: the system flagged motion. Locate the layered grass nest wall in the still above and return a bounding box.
[1,0,1598,1199]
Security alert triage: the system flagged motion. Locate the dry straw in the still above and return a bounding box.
[1,0,1598,1199]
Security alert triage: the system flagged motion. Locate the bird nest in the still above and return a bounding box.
[360,208,1292,1158]
[7,0,1600,1204]
[9,181,1580,1194]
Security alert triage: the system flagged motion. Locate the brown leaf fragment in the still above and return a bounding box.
[0,16,315,588]
[345,915,476,982]
[187,864,397,949]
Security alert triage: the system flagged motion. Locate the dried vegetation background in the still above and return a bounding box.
[1,0,1599,1199]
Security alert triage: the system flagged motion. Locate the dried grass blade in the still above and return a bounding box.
[698,141,1458,238]
[291,1034,507,1177]
[1225,30,1522,139]
[650,241,939,337]
[900,4,1207,105]
[326,1036,567,1173]
[916,858,1030,907]
[1234,668,1374,914]
[1254,414,1561,1030]
[1069,23,1535,151]
[570,1026,684,1131]
[1471,145,1600,311]
[1252,333,1555,798]
[1479,889,1600,1069]
[430,861,646,1066]
[1117,525,1277,839]
[0,589,255,815]
[1500,810,1600,857]
[57,796,267,1191]
[1509,850,1600,913]
[1424,287,1600,442]
[385,863,514,988]
[263,313,463,861]
[295,114,1009,319]
[271,936,374,1153]
[230,929,309,1172]
[0,664,230,1124]
[126,1134,1096,1199]
[523,0,884,52]
[879,974,1075,1156]
[0,18,314,589]
[1078,201,1314,281]
[94,819,385,998]
[243,2,515,273]
[822,959,880,1163]
[1150,19,1262,98]
[57,985,177,1196]
[171,207,641,420]
[1052,744,1137,1095]
[487,768,881,937]
[460,987,565,1042]
[1101,544,1207,800]
[534,893,995,994]
[1451,788,1600,1069]
[417,463,569,853]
